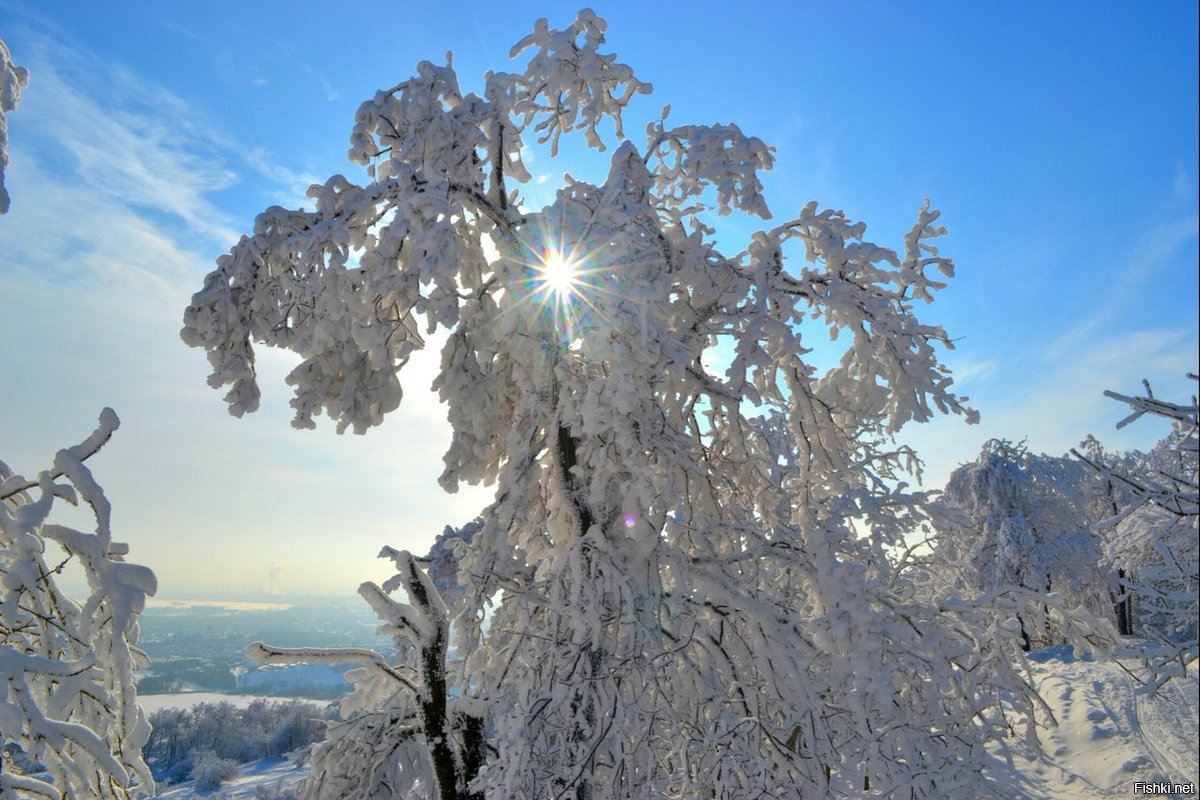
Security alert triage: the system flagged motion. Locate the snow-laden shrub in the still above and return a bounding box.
[191,750,240,793]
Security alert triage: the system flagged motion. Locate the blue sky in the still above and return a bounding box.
[1,2,1196,596]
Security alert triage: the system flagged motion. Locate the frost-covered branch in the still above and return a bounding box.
[0,410,119,503]
[0,37,29,215]
[250,549,481,800]
[1,410,156,799]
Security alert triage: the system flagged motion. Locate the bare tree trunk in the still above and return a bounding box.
[404,557,461,800]
[458,712,486,800]
[1115,567,1133,635]
[557,422,601,800]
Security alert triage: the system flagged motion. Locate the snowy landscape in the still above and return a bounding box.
[2,4,1198,799]
[136,645,1200,799]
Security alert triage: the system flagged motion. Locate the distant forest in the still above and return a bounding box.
[144,700,330,786]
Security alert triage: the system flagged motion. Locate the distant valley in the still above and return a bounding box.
[136,596,395,700]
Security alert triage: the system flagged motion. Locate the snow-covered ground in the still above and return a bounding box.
[138,692,315,715]
[145,599,295,611]
[150,647,1198,799]
[154,757,308,799]
[987,647,1198,799]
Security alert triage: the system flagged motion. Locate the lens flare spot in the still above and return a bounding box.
[622,514,638,528]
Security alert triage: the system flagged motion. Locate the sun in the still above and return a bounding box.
[538,249,580,298]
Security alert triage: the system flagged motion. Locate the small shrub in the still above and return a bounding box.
[192,750,240,792]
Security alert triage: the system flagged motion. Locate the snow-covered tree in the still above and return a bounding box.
[1,410,157,799]
[1072,434,1145,635]
[1073,376,1199,691]
[184,10,1109,798]
[1,37,29,214]
[932,440,1112,649]
[420,518,482,615]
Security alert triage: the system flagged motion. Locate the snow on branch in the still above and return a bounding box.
[245,641,420,694]
[1,410,156,799]
[645,118,775,219]
[502,9,650,155]
[0,408,119,503]
[1,37,29,214]
[1105,374,1200,430]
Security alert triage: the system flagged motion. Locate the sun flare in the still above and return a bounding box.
[539,249,580,298]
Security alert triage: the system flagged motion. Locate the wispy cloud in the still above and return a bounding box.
[9,40,240,246]
[1174,161,1197,203]
[244,147,322,209]
[263,37,339,103]
[156,16,202,43]
[1045,215,1198,362]
[315,74,339,103]
[947,355,997,387]
[869,178,1196,492]
[902,326,1197,490]
[0,30,489,597]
